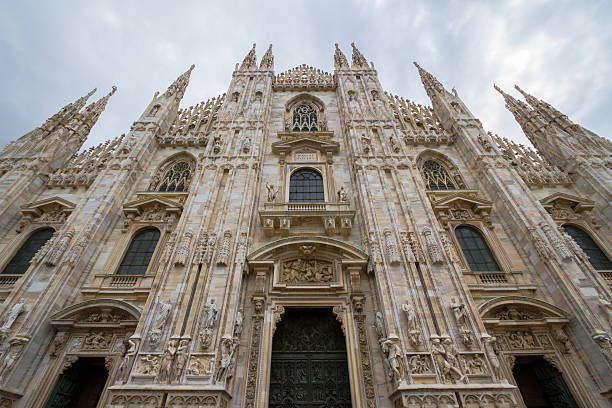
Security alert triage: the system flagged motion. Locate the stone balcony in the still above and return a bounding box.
[599,270,612,288]
[81,274,154,301]
[464,270,537,293]
[259,202,355,237]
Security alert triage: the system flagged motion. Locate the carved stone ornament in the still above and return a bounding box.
[460,353,487,375]
[401,303,422,347]
[528,226,552,259]
[407,354,432,374]
[157,339,178,382]
[82,331,113,350]
[383,227,401,265]
[430,337,464,384]
[506,330,537,349]
[540,222,572,262]
[50,332,69,357]
[0,301,26,343]
[214,336,237,384]
[187,356,212,376]
[45,229,74,266]
[540,193,596,226]
[174,228,193,266]
[399,231,416,262]
[150,297,172,347]
[272,305,286,334]
[216,230,232,266]
[245,297,265,407]
[422,226,444,265]
[280,258,334,284]
[381,335,406,382]
[429,193,493,229]
[494,306,543,321]
[450,297,474,348]
[135,354,160,375]
[122,196,182,233]
[17,197,75,233]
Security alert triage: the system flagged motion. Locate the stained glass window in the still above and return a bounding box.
[563,225,612,270]
[455,226,501,272]
[422,160,457,190]
[2,228,54,275]
[289,169,324,202]
[116,228,161,275]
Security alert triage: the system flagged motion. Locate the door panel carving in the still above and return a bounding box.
[269,308,351,408]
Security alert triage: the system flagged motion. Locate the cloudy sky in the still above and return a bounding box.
[1,0,611,150]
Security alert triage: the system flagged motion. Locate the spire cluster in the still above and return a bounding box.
[260,44,274,70]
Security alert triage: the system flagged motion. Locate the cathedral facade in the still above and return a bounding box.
[0,43,611,408]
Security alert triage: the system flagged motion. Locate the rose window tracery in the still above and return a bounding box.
[292,103,319,132]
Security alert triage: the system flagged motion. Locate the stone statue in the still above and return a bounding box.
[382,337,405,382]
[402,303,417,331]
[265,182,278,202]
[482,335,502,379]
[203,299,218,330]
[157,339,177,383]
[375,312,385,341]
[234,311,244,338]
[337,186,348,202]
[117,338,137,384]
[199,328,213,350]
[431,337,464,383]
[172,339,189,382]
[1,301,25,331]
[214,337,236,383]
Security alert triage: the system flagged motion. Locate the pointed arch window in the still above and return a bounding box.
[116,228,161,275]
[152,158,195,193]
[562,225,612,270]
[2,228,54,275]
[422,160,457,190]
[292,103,319,132]
[455,226,501,272]
[289,169,324,202]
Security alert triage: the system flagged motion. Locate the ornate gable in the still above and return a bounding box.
[50,298,141,330]
[429,192,493,228]
[273,65,335,91]
[540,192,598,227]
[122,195,183,232]
[17,196,76,232]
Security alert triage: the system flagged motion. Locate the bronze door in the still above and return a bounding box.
[269,308,351,408]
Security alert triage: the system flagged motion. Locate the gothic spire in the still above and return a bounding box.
[413,62,446,100]
[163,64,195,100]
[42,88,97,130]
[81,86,117,128]
[351,42,369,68]
[494,84,532,124]
[240,43,258,71]
[259,44,274,70]
[334,43,349,69]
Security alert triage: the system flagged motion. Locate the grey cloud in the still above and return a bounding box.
[1,0,610,150]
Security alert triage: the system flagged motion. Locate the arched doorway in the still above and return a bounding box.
[43,357,108,408]
[268,308,351,408]
[512,356,579,408]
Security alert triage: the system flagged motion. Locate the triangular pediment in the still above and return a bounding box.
[20,196,76,218]
[431,193,493,212]
[272,135,340,155]
[273,64,335,91]
[540,192,594,212]
[122,195,183,217]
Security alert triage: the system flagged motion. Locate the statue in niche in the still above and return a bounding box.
[203,299,218,330]
[265,182,278,202]
[199,328,213,350]
[234,311,243,338]
[150,297,172,346]
[337,186,349,202]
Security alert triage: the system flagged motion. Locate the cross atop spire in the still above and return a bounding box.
[260,44,274,70]
[334,43,349,69]
[164,64,195,100]
[240,43,258,71]
[351,42,368,68]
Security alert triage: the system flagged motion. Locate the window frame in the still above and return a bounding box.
[287,167,326,203]
[562,223,612,271]
[452,224,506,273]
[0,227,55,276]
[115,227,162,276]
